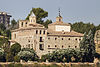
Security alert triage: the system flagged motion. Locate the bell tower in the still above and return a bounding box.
[29,12,36,24]
[56,8,63,22]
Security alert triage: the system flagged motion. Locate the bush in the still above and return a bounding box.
[18,48,38,62]
[6,52,14,62]
[41,55,47,62]
[14,55,20,62]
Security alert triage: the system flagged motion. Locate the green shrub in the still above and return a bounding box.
[14,55,20,62]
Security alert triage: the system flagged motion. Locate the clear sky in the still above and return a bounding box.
[0,0,100,25]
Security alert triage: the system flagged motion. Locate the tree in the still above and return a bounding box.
[11,19,18,29]
[45,48,84,62]
[14,55,20,62]
[18,48,38,62]
[79,29,96,62]
[0,48,5,62]
[71,22,96,34]
[43,19,52,28]
[6,52,14,62]
[5,30,11,39]
[10,43,21,56]
[11,19,17,27]
[96,24,100,30]
[0,23,6,31]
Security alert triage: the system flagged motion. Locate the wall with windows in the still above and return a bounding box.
[46,36,82,53]
[19,20,29,28]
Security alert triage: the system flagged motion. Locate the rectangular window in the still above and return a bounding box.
[40,37,43,42]
[39,44,44,50]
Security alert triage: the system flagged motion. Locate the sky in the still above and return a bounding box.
[0,0,100,26]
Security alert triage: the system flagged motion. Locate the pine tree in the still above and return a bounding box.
[79,29,96,62]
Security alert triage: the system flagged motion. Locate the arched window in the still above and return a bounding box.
[21,22,23,27]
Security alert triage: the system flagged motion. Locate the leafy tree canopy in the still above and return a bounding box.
[18,48,38,62]
[71,22,96,34]
[10,43,21,56]
[44,48,84,62]
[0,23,6,31]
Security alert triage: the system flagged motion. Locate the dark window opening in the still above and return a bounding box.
[48,51,50,53]
[40,30,41,34]
[43,31,45,34]
[40,37,43,42]
[69,46,70,48]
[28,40,30,42]
[55,38,57,40]
[62,38,63,40]
[39,44,44,50]
[68,38,70,40]
[21,22,23,27]
[62,45,64,48]
[75,38,77,40]
[75,46,77,48]
[55,45,57,47]
[36,30,38,34]
[59,19,61,22]
[79,39,81,41]
[25,22,27,27]
[48,45,50,47]
[48,38,50,39]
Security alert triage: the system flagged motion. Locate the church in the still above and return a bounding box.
[11,11,84,57]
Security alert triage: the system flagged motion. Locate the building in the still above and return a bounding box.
[0,12,12,28]
[94,30,100,54]
[11,12,84,57]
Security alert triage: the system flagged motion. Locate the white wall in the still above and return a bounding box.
[55,25,70,32]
